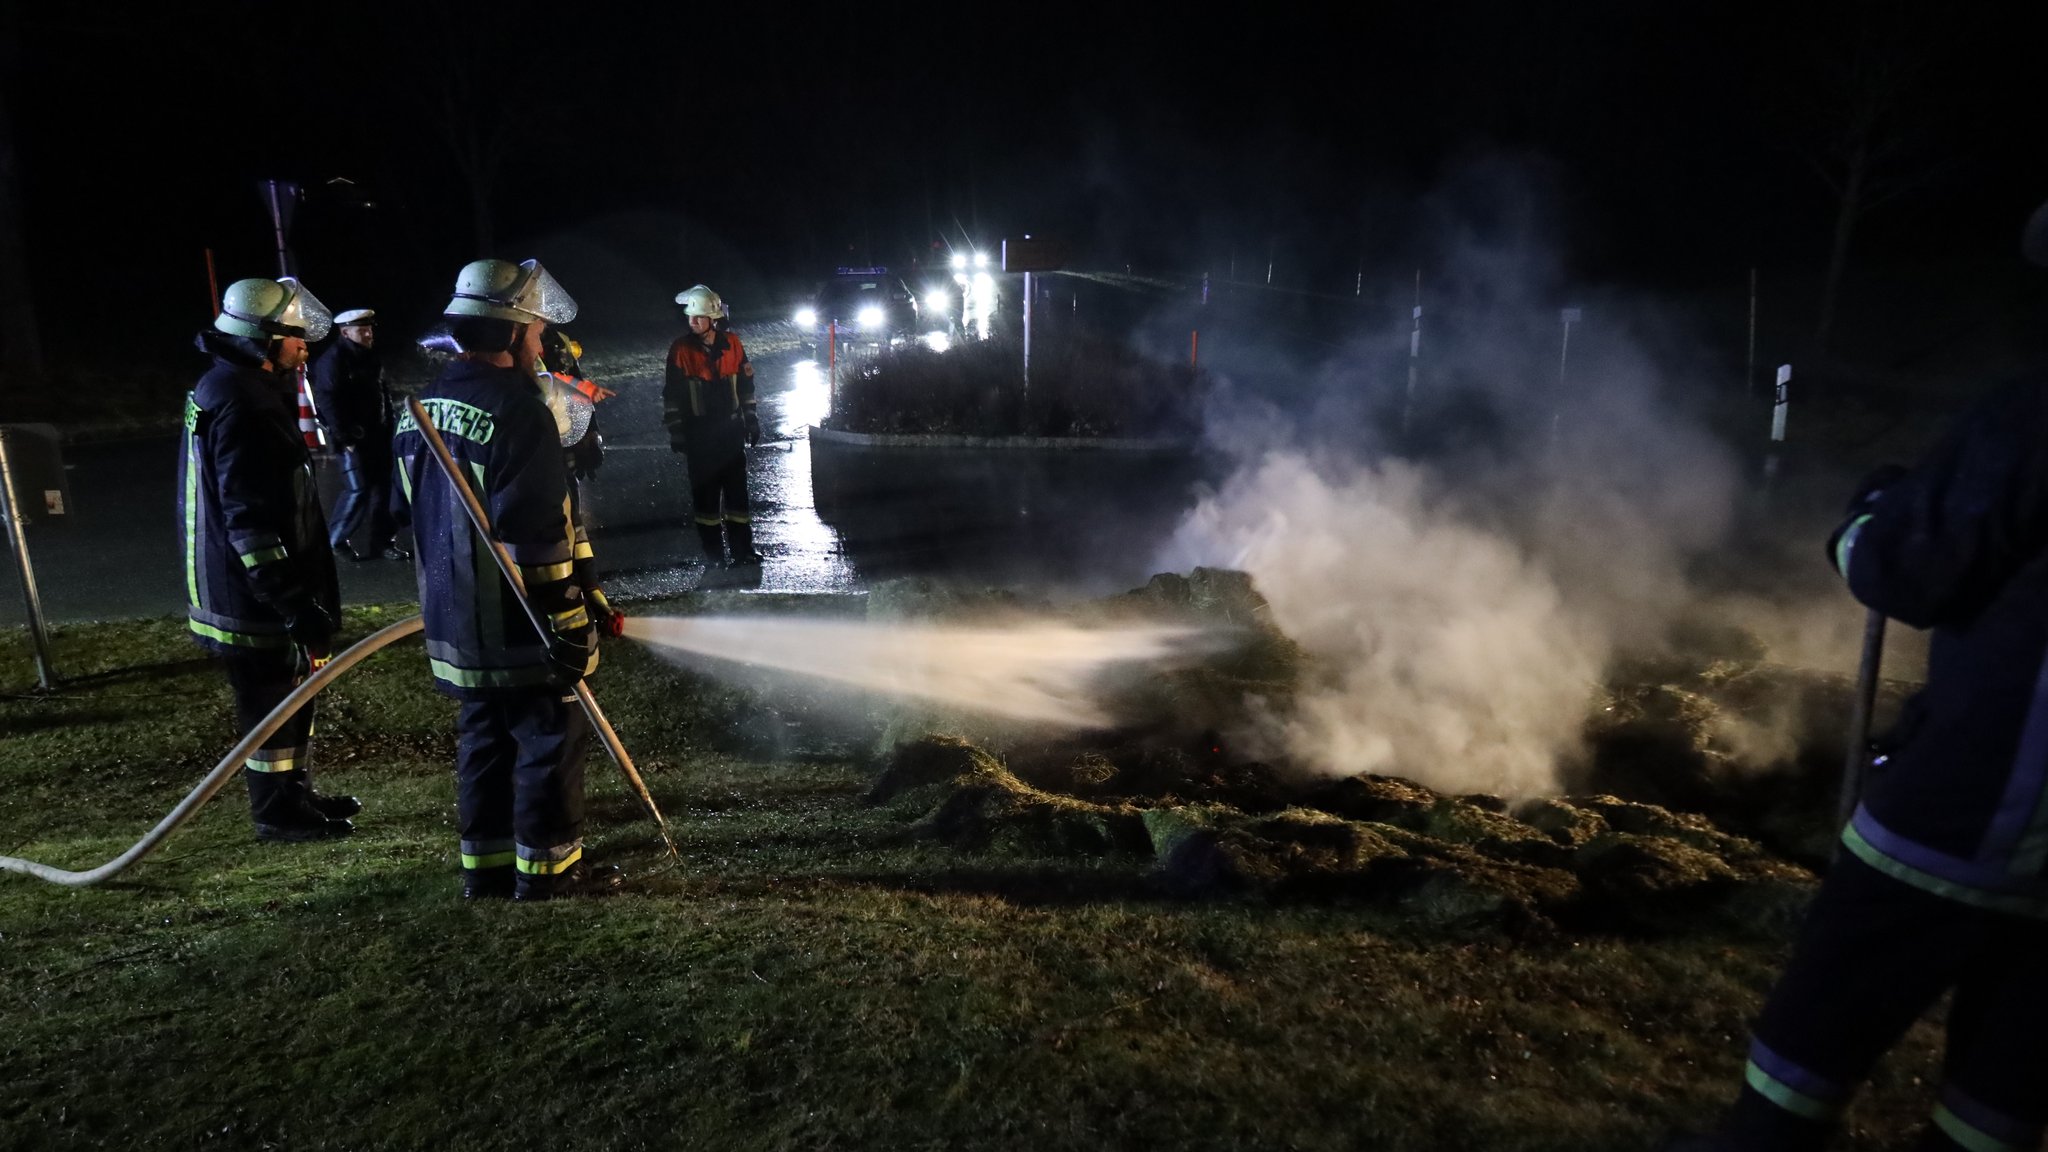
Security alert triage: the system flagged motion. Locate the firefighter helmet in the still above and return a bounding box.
[444,258,579,324]
[676,284,726,319]
[215,277,333,341]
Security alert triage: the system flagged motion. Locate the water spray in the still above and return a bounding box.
[626,616,1218,728]
[406,397,678,859]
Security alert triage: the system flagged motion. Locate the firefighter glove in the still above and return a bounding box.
[743,408,761,447]
[545,627,597,686]
[285,603,337,657]
[589,589,626,639]
[1846,463,1908,513]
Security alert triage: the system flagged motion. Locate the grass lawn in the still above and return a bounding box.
[0,601,1945,1151]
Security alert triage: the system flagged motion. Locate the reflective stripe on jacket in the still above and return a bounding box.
[1835,375,2048,918]
[662,330,753,434]
[177,333,340,654]
[392,359,596,699]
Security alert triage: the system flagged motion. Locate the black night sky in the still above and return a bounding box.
[5,0,2045,353]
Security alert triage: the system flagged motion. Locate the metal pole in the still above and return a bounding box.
[1402,270,1422,438]
[405,397,679,858]
[1838,608,1887,827]
[827,319,837,418]
[204,248,220,316]
[1765,363,1790,486]
[1552,309,1576,454]
[265,179,290,278]
[1746,266,1758,398]
[1022,270,1033,409]
[0,429,54,689]
[1190,329,1199,369]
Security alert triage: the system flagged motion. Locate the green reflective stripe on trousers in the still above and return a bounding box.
[515,845,583,875]
[427,657,554,690]
[725,513,752,524]
[239,547,289,568]
[244,755,301,774]
[188,619,290,650]
[1841,823,2048,920]
[693,515,721,526]
[549,607,590,632]
[521,560,574,583]
[1745,1060,1841,1123]
[461,851,517,870]
[1935,1105,2030,1152]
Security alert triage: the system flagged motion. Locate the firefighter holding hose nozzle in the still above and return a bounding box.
[392,259,621,901]
[1668,200,2048,1152]
[180,277,360,843]
[538,328,624,640]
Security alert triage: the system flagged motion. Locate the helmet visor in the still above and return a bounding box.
[513,260,579,325]
[276,277,334,341]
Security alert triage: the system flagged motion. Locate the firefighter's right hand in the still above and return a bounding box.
[545,626,598,686]
[285,604,337,655]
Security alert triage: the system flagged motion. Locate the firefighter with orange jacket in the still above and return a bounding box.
[663,284,762,566]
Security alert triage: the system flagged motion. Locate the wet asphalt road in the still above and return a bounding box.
[0,349,1206,628]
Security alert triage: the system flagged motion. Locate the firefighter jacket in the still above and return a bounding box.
[178,331,341,654]
[392,358,598,700]
[1833,376,2048,919]
[663,329,753,455]
[309,337,391,451]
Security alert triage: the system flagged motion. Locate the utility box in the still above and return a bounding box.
[0,424,70,524]
[1001,238,1067,273]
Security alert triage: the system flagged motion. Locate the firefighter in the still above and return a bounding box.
[392,258,620,901]
[309,307,406,561]
[1669,203,2048,1151]
[179,277,358,842]
[536,329,625,640]
[664,284,763,566]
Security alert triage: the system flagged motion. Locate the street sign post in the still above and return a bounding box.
[1001,239,1068,410]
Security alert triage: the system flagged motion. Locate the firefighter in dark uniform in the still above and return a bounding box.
[179,276,359,842]
[664,284,763,566]
[392,258,621,901]
[310,307,407,561]
[1673,204,2048,1152]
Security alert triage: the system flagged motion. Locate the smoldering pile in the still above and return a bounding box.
[863,568,1897,937]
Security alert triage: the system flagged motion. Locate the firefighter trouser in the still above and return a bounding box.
[222,649,318,824]
[454,690,591,881]
[330,443,394,552]
[681,425,751,559]
[1724,851,2048,1152]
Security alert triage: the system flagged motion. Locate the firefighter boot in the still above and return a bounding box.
[462,865,516,900]
[248,770,354,843]
[302,766,363,820]
[513,861,625,902]
[695,522,726,564]
[725,521,765,567]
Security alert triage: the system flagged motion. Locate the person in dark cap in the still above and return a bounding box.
[311,307,406,561]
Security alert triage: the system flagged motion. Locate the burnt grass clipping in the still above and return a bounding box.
[862,569,1894,939]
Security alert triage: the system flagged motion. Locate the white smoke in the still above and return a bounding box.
[1165,452,1605,797]
[1158,169,1762,797]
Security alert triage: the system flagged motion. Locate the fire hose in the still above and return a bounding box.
[0,615,425,887]
[0,402,678,887]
